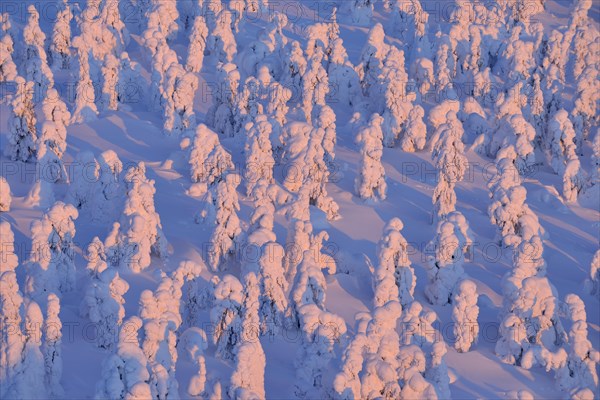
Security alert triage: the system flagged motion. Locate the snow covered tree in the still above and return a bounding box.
[0,222,18,274]
[425,220,465,305]
[180,327,208,397]
[117,53,144,106]
[100,54,120,111]
[229,273,266,399]
[22,5,54,96]
[207,62,240,136]
[295,304,346,398]
[0,19,17,82]
[282,41,306,103]
[6,301,47,399]
[0,177,11,212]
[289,249,328,326]
[0,270,24,398]
[400,105,427,152]
[488,159,545,248]
[431,111,467,223]
[266,82,291,138]
[381,46,411,147]
[302,54,329,124]
[186,123,234,188]
[355,113,387,201]
[186,15,208,73]
[584,250,600,299]
[555,294,600,395]
[71,37,98,123]
[562,158,586,203]
[328,38,361,108]
[26,202,78,299]
[43,293,63,397]
[244,115,275,196]
[451,279,479,352]
[358,23,389,105]
[48,0,72,69]
[119,162,168,272]
[547,110,578,173]
[161,62,198,136]
[280,122,340,220]
[206,10,237,63]
[95,316,152,399]
[375,217,415,307]
[313,105,337,167]
[6,77,37,162]
[210,274,244,360]
[80,266,129,349]
[206,174,242,271]
[40,88,70,160]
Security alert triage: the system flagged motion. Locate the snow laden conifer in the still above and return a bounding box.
[424,220,465,305]
[244,115,275,196]
[180,327,208,397]
[280,122,340,220]
[451,279,479,352]
[48,0,73,69]
[95,316,152,400]
[0,177,11,212]
[400,105,427,152]
[80,258,129,350]
[327,38,361,108]
[119,162,167,272]
[210,274,244,361]
[186,15,208,73]
[207,63,240,136]
[71,37,98,124]
[6,77,37,162]
[555,294,600,395]
[206,174,242,271]
[229,273,266,399]
[5,301,46,399]
[431,111,467,223]
[206,9,237,63]
[488,156,545,248]
[355,113,387,201]
[381,46,411,147]
[584,250,600,299]
[186,124,234,188]
[0,15,17,83]
[43,293,63,398]
[26,202,78,300]
[0,270,24,398]
[0,222,18,273]
[22,5,54,96]
[295,304,346,399]
[302,52,329,124]
[100,54,120,111]
[375,218,415,307]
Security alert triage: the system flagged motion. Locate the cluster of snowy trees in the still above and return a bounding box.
[1,0,599,398]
